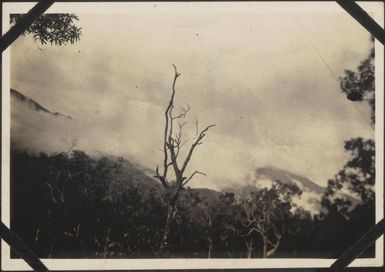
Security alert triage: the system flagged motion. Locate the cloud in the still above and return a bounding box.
[10,9,374,189]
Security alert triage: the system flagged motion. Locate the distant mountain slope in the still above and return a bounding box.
[108,160,223,207]
[192,188,222,205]
[114,159,162,190]
[223,166,360,215]
[11,88,72,120]
[108,162,359,217]
[96,160,332,215]
[221,166,325,215]
[254,166,324,194]
[253,166,325,214]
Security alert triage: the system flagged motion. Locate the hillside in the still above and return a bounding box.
[11,88,72,119]
[222,166,325,214]
[254,166,324,194]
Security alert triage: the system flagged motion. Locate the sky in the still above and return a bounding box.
[10,3,375,190]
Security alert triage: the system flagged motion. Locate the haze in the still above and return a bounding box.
[10,4,374,189]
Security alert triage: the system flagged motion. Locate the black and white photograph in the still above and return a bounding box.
[1,1,384,270]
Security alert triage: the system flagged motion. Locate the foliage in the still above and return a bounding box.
[239,181,302,258]
[339,47,375,125]
[11,148,165,258]
[11,144,376,258]
[10,14,81,46]
[318,137,375,257]
[319,43,376,257]
[322,138,375,211]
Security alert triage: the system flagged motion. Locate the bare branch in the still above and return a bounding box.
[159,65,182,184]
[266,234,283,257]
[174,122,187,159]
[182,170,207,186]
[245,227,263,237]
[154,165,169,188]
[172,104,190,120]
[172,64,181,78]
[180,124,216,175]
[168,105,175,143]
[168,144,181,178]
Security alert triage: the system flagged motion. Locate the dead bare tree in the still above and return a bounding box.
[154,64,215,253]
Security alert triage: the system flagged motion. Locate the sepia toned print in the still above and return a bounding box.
[2,1,384,270]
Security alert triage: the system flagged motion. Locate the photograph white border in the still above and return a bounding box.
[1,1,384,270]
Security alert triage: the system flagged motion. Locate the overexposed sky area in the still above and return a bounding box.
[10,3,376,189]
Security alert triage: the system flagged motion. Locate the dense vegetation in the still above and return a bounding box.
[10,141,374,258]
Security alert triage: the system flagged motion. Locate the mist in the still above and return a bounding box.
[10,7,375,189]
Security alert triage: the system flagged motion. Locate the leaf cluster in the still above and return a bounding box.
[10,13,81,46]
[339,47,375,125]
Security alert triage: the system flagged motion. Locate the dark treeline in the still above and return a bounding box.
[10,143,374,259]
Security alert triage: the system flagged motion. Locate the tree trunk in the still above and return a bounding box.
[103,227,111,258]
[159,203,176,254]
[246,240,254,258]
[33,228,40,249]
[266,246,278,258]
[207,237,213,258]
[224,241,231,258]
[262,235,267,258]
[48,237,56,258]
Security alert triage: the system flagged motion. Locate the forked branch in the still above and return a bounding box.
[180,124,216,175]
[182,170,207,186]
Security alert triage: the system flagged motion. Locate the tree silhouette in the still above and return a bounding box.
[322,138,375,212]
[320,41,376,257]
[10,14,81,46]
[240,181,302,258]
[339,42,374,126]
[153,65,215,253]
[323,40,375,215]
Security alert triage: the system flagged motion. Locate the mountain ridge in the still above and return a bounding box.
[254,166,325,194]
[11,88,72,120]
